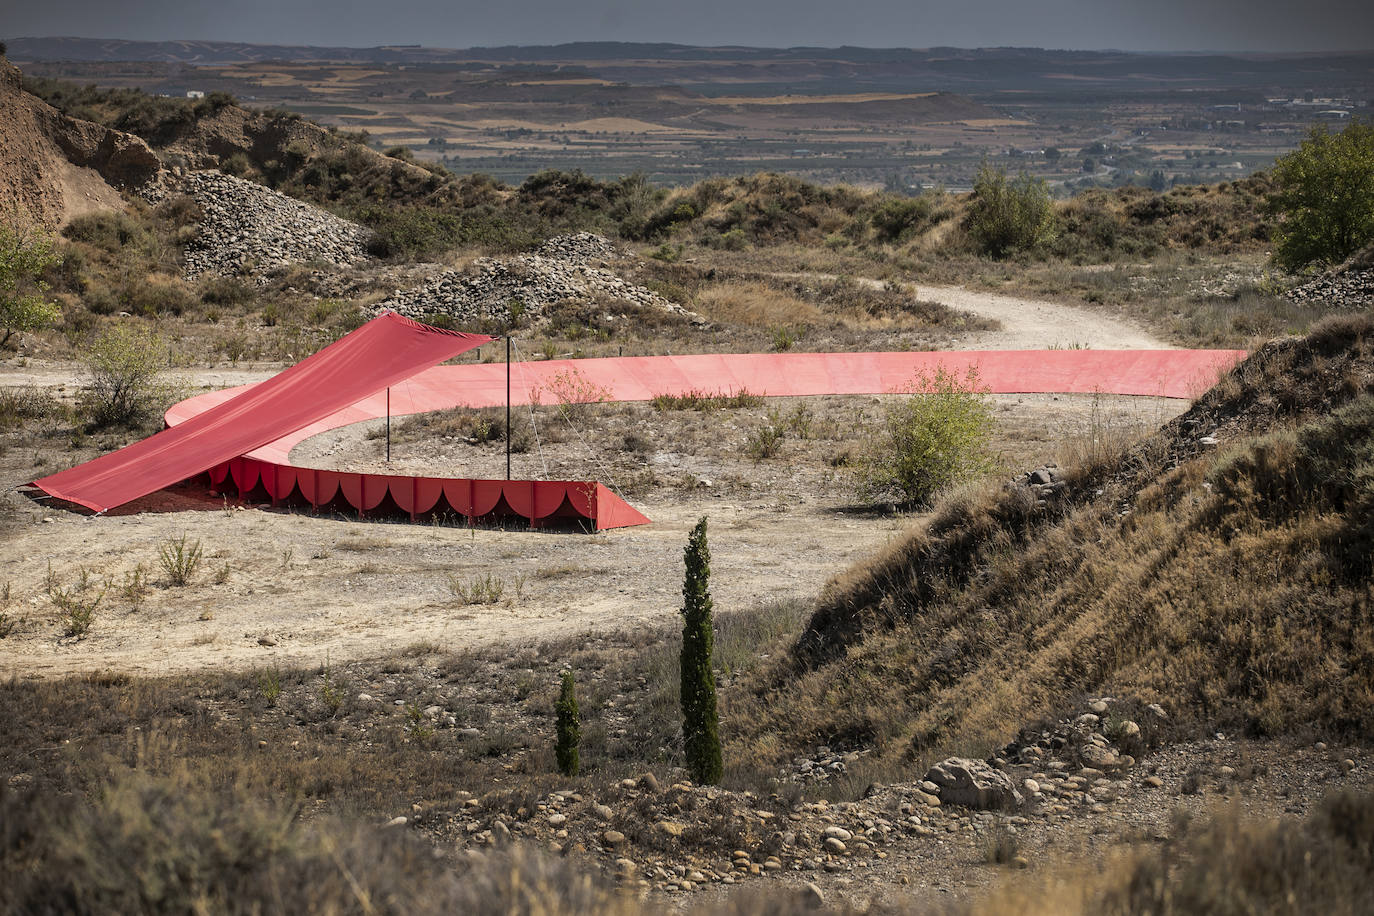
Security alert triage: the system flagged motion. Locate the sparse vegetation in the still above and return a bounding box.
[48,577,104,638]
[157,534,204,586]
[119,563,150,610]
[650,388,763,412]
[851,365,995,507]
[448,572,508,605]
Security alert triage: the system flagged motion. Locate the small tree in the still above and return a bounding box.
[853,365,995,507]
[554,670,580,777]
[80,325,171,429]
[1268,119,1374,271]
[965,161,1055,258]
[680,516,722,785]
[0,220,61,349]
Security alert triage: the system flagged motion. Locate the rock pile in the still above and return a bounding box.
[789,746,868,784]
[154,169,372,279]
[1287,262,1374,311]
[534,231,626,262]
[374,233,702,327]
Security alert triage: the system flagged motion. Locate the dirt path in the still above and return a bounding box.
[0,362,279,392]
[770,273,1170,351]
[906,282,1170,351]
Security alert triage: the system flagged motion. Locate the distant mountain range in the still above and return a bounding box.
[9,38,1372,96]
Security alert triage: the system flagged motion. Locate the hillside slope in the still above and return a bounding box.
[730,316,1374,776]
[0,61,159,227]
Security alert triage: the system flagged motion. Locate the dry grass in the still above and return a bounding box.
[972,791,1374,916]
[693,280,825,329]
[727,318,1374,782]
[0,772,639,915]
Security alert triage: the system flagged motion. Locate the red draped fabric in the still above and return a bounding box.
[203,457,650,530]
[31,313,490,513]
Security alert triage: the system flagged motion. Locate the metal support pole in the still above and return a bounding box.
[505,336,512,481]
[385,387,391,463]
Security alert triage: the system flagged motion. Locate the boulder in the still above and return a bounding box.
[922,757,1023,810]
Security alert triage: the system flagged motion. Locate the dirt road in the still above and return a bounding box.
[770,273,1170,351]
[907,282,1169,350]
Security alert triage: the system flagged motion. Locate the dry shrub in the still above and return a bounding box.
[0,774,635,915]
[975,791,1374,916]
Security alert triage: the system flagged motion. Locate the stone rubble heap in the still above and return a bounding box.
[154,169,372,279]
[374,232,702,326]
[1287,265,1374,311]
[533,231,626,263]
[789,746,868,784]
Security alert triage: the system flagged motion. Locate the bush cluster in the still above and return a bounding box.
[851,365,995,507]
[964,161,1056,258]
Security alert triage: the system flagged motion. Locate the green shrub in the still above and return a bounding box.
[62,211,151,252]
[745,422,785,460]
[358,205,468,260]
[158,535,204,587]
[79,325,173,429]
[851,365,995,507]
[870,194,941,243]
[554,670,580,777]
[1269,119,1374,271]
[0,221,61,348]
[965,161,1056,258]
[680,517,722,785]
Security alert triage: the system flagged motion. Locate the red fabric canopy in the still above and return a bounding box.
[33,313,490,513]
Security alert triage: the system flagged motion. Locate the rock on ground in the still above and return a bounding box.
[923,757,1024,810]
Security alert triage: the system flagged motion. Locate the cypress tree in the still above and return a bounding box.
[554,669,580,777]
[680,516,722,784]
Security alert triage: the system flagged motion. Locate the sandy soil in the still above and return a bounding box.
[908,282,1169,351]
[0,285,1185,680]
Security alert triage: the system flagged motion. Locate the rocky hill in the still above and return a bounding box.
[730,315,1374,777]
[0,60,159,227]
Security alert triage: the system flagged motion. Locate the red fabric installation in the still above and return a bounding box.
[167,349,1245,466]
[158,347,1242,532]
[32,313,490,513]
[207,457,650,531]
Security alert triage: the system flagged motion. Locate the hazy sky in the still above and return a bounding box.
[5,0,1373,52]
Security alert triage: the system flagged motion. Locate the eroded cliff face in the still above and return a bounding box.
[0,60,161,227]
